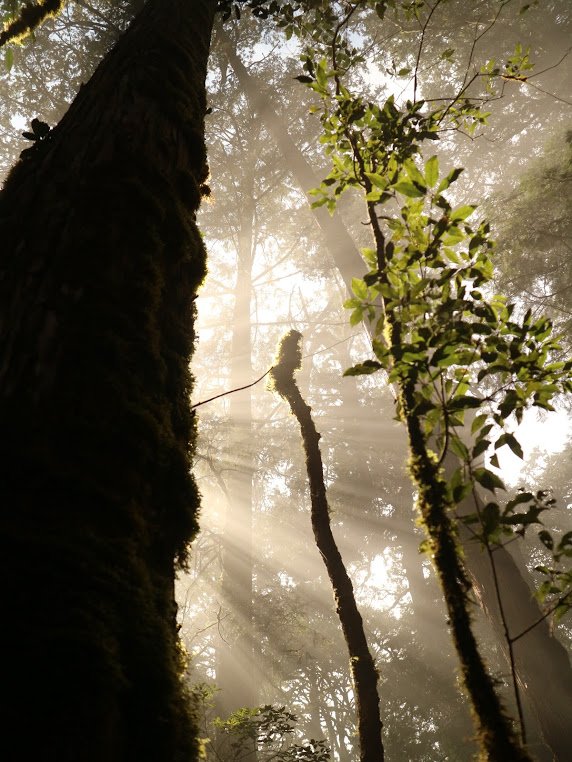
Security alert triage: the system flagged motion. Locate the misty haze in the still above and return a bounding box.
[1,1,571,760]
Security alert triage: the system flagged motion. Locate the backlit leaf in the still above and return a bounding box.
[474,467,505,493]
[424,155,439,187]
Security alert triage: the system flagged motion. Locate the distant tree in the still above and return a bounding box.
[494,128,572,341]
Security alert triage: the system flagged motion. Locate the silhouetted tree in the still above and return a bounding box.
[0,0,217,758]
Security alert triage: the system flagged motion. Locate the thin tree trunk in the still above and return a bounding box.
[271,331,384,762]
[216,144,258,743]
[228,35,572,755]
[0,0,216,758]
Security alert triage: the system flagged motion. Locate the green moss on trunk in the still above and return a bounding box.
[0,0,217,758]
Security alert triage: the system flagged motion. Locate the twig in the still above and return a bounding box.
[191,334,358,409]
[413,0,444,101]
[511,588,572,644]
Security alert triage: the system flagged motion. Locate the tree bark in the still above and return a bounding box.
[0,0,216,758]
[271,331,384,762]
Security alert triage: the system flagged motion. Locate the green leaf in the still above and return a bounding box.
[436,167,463,194]
[393,181,425,198]
[315,59,328,89]
[448,395,481,411]
[451,204,476,221]
[471,414,488,434]
[557,531,572,553]
[450,437,470,461]
[482,502,501,535]
[448,467,471,503]
[424,156,439,187]
[453,481,472,503]
[495,432,524,459]
[351,277,368,299]
[365,172,388,189]
[404,159,426,187]
[442,227,465,245]
[343,360,382,376]
[473,467,506,493]
[554,601,571,622]
[472,439,490,458]
[350,307,364,326]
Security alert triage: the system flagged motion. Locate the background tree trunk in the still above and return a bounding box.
[0,0,216,758]
[215,135,258,757]
[464,536,572,761]
[271,332,384,762]
[220,30,362,294]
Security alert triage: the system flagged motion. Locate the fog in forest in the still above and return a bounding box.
[1,1,571,760]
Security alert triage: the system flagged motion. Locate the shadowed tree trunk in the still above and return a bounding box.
[0,0,217,758]
[271,331,384,762]
[463,532,572,761]
[440,444,572,761]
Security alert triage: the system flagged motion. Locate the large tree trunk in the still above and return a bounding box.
[0,0,216,759]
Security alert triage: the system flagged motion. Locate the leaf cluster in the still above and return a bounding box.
[214,704,330,761]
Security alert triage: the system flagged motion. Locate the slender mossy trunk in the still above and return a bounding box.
[0,0,217,758]
[271,331,384,762]
[398,378,532,762]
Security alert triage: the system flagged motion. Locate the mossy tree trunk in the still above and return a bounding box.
[0,0,217,759]
[271,332,384,762]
